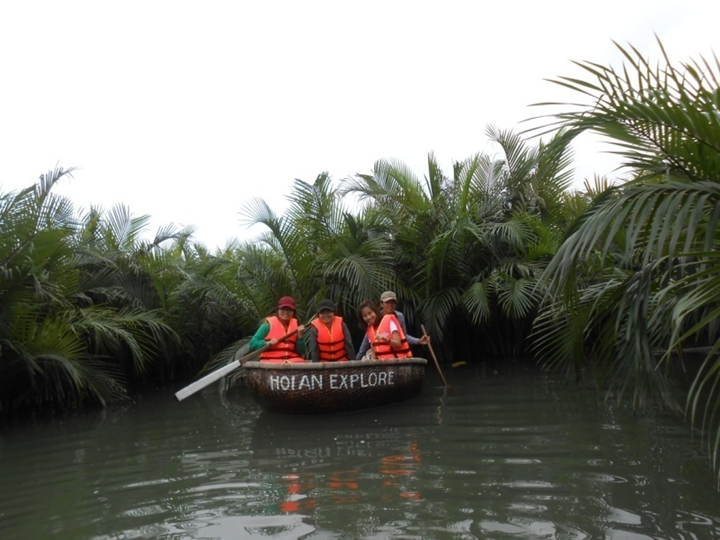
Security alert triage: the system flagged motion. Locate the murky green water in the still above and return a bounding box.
[1,363,719,539]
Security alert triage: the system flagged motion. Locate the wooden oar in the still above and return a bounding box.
[175,317,315,402]
[421,324,452,390]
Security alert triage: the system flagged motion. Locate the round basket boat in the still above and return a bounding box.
[242,357,427,414]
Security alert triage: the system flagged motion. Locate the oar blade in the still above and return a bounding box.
[175,318,314,403]
[175,361,240,401]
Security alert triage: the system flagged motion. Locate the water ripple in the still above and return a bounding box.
[2,368,720,539]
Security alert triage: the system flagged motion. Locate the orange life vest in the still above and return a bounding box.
[367,314,412,360]
[260,316,305,363]
[311,316,349,362]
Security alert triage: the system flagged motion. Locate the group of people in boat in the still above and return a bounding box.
[248,292,431,363]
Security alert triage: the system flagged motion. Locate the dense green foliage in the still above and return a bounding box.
[1,40,719,478]
[531,40,720,474]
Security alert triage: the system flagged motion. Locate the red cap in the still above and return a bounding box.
[277,296,296,310]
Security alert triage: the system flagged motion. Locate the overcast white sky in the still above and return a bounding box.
[2,1,718,249]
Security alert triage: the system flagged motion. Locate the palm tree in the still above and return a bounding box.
[341,137,574,358]
[238,172,396,319]
[0,171,189,412]
[0,168,128,410]
[530,40,720,473]
[73,204,198,381]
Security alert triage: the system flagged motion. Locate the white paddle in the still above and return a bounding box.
[175,319,314,401]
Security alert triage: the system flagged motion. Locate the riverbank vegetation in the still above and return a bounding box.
[2,41,719,476]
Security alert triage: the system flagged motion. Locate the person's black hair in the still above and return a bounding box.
[357,300,381,330]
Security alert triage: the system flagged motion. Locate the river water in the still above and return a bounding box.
[1,363,719,539]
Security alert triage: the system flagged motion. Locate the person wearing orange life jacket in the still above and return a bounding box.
[356,300,413,360]
[355,291,429,359]
[248,296,307,363]
[306,299,355,362]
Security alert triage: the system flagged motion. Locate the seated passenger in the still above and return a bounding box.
[249,296,306,363]
[306,299,356,362]
[356,290,428,359]
[356,300,412,360]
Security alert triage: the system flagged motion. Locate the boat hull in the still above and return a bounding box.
[242,358,427,414]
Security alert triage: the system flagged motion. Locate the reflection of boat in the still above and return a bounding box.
[251,410,411,470]
[242,358,427,414]
[249,408,426,511]
[251,404,425,469]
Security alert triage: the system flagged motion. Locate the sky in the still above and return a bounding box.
[2,1,719,250]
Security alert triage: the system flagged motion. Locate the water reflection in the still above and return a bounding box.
[2,366,720,539]
[248,406,427,517]
[200,515,316,538]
